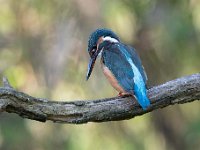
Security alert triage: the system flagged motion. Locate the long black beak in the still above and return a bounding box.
[86,48,101,80]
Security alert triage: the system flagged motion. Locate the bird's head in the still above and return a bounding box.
[86,28,120,80]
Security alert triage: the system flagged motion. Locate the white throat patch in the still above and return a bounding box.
[103,36,119,43]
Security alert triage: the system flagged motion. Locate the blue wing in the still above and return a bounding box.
[125,45,148,84]
[101,42,150,109]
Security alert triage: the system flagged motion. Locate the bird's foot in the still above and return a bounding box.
[118,92,132,98]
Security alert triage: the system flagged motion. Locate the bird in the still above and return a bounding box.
[86,28,150,110]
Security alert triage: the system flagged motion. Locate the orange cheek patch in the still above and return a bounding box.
[97,36,104,50]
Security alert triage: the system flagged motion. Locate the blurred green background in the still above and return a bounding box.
[0,0,200,150]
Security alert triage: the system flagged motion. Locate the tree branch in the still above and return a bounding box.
[0,73,200,124]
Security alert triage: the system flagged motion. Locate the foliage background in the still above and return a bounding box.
[0,0,200,150]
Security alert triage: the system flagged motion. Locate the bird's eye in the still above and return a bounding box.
[92,46,97,50]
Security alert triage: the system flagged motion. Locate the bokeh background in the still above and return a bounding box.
[0,0,200,150]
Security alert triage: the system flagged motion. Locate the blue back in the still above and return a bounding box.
[101,42,147,87]
[125,45,148,83]
[101,41,150,109]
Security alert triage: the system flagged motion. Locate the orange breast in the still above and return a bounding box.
[101,63,125,93]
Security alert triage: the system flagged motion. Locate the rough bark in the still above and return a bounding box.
[0,73,200,124]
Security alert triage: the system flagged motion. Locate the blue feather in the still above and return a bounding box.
[101,42,150,110]
[133,83,150,110]
[119,45,150,109]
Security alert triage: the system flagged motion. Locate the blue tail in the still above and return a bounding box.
[133,85,150,110]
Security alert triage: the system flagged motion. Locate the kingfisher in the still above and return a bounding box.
[86,28,150,110]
